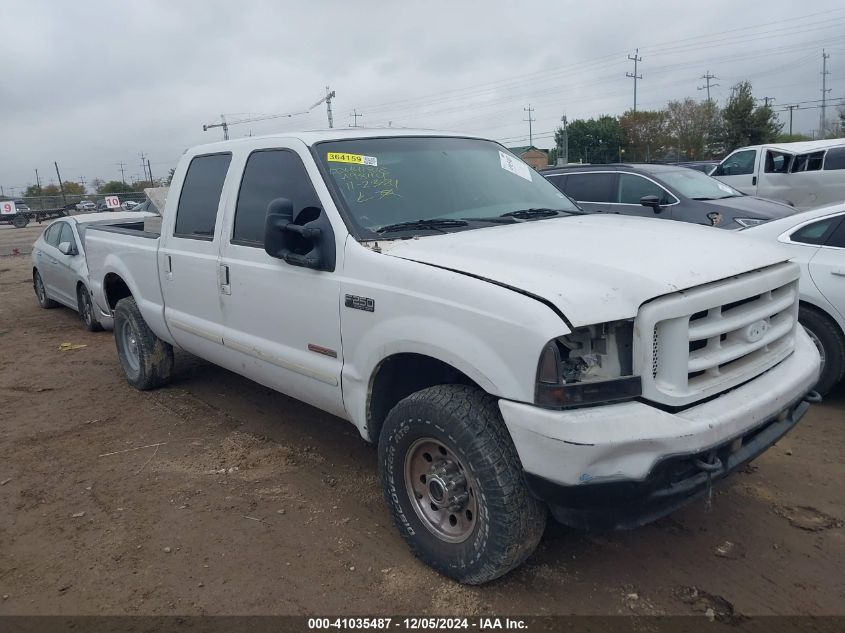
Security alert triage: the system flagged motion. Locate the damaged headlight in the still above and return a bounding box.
[535,320,641,408]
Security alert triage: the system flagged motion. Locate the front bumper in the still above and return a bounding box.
[499,326,821,530]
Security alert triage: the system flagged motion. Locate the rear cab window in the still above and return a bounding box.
[823,147,845,171]
[174,153,232,240]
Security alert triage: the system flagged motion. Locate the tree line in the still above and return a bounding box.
[550,81,839,164]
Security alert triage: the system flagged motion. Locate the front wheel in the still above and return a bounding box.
[13,214,28,228]
[77,285,103,332]
[800,306,845,396]
[114,296,174,390]
[379,384,546,584]
[33,270,58,308]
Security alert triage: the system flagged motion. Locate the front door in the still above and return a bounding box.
[713,148,759,194]
[159,152,233,356]
[218,147,345,418]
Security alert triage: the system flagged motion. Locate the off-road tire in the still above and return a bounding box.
[13,214,28,228]
[77,284,103,332]
[800,305,845,396]
[33,270,58,308]
[114,296,173,390]
[379,384,546,584]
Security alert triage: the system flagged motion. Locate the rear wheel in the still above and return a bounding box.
[379,384,546,584]
[13,214,28,228]
[114,297,173,390]
[800,306,845,396]
[33,270,58,308]
[76,285,103,332]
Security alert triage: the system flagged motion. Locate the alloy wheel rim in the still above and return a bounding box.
[120,321,141,373]
[403,437,478,543]
[35,275,45,303]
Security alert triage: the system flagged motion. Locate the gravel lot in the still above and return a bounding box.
[0,253,843,617]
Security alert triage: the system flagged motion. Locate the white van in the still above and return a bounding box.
[712,139,845,210]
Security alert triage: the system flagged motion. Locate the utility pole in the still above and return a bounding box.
[117,162,127,187]
[140,153,151,184]
[78,176,86,192]
[821,49,831,136]
[54,162,67,205]
[626,48,643,112]
[760,96,775,107]
[35,169,42,193]
[697,71,719,102]
[784,104,800,135]
[523,104,535,146]
[325,86,335,128]
[349,109,362,127]
[557,114,569,165]
[147,159,154,185]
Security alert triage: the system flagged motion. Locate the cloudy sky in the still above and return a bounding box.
[1,0,843,195]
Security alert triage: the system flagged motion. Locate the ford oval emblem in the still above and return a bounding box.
[744,319,769,343]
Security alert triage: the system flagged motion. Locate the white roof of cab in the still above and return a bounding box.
[188,128,485,155]
[734,139,845,154]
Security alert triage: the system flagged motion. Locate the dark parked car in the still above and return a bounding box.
[541,163,796,229]
[676,160,719,174]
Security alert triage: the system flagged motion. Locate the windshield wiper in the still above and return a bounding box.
[501,207,586,219]
[375,218,468,234]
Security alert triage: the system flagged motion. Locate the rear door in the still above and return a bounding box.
[713,148,759,194]
[159,152,233,355]
[558,171,617,213]
[809,214,845,323]
[218,147,345,417]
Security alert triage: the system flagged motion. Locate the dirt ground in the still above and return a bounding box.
[0,252,843,617]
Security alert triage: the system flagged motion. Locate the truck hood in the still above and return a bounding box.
[380,214,790,327]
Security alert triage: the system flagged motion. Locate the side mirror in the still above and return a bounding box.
[58,241,75,256]
[640,195,664,212]
[264,198,336,272]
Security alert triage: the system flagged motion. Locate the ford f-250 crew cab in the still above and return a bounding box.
[84,129,821,584]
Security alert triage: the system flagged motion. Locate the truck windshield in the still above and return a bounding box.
[657,168,742,200]
[315,136,580,237]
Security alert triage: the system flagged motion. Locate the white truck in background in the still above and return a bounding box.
[713,139,845,209]
[84,129,820,584]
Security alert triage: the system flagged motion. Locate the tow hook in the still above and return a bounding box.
[695,450,722,509]
[803,390,822,404]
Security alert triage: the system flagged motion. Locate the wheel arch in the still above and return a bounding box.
[365,352,483,444]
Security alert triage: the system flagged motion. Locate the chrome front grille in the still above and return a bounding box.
[634,263,800,407]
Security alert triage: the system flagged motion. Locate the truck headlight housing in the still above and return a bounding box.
[535,320,641,408]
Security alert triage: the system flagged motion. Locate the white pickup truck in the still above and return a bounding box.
[85,129,821,584]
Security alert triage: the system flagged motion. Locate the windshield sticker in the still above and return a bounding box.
[330,165,401,203]
[499,151,532,182]
[717,182,734,194]
[327,152,378,166]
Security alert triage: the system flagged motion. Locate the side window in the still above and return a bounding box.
[233,150,321,246]
[764,150,791,174]
[44,223,62,246]
[617,174,670,204]
[824,216,845,248]
[58,222,76,248]
[564,173,615,203]
[716,149,756,176]
[789,217,839,245]
[792,151,825,172]
[174,153,232,240]
[544,174,567,193]
[824,147,845,171]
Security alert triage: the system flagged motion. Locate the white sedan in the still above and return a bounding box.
[31,212,153,331]
[745,203,845,395]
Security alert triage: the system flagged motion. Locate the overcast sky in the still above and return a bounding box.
[1,0,843,195]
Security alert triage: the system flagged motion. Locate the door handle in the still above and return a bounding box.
[219,264,231,295]
[164,255,173,281]
[831,269,845,277]
[752,176,757,186]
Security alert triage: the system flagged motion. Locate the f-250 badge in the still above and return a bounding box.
[345,294,375,312]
